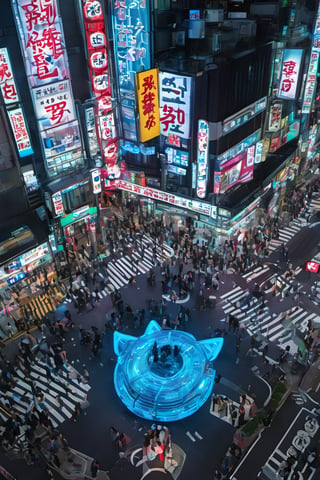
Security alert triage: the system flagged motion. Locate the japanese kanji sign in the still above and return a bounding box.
[8,107,33,157]
[268,102,282,131]
[196,120,209,199]
[278,49,303,100]
[0,48,19,105]
[136,68,160,143]
[14,0,69,87]
[302,51,319,114]
[31,80,76,130]
[159,72,192,139]
[112,0,151,94]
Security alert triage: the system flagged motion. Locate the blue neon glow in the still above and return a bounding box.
[113,321,223,422]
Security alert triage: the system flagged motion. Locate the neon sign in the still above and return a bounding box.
[278,49,303,100]
[302,52,319,114]
[136,68,160,143]
[112,0,151,94]
[196,120,209,199]
[159,72,192,139]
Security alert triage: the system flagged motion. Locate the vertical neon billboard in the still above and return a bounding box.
[0,48,33,157]
[12,0,83,177]
[136,68,160,143]
[196,120,209,199]
[278,49,303,100]
[82,0,119,179]
[112,0,151,94]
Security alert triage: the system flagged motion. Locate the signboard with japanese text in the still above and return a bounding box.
[32,81,76,131]
[167,164,186,176]
[112,0,151,94]
[196,120,209,199]
[159,72,192,139]
[136,68,160,143]
[46,149,83,177]
[41,121,81,159]
[246,145,255,167]
[223,97,267,135]
[278,49,303,100]
[52,190,64,216]
[269,135,281,153]
[165,148,189,167]
[114,179,212,216]
[268,103,282,131]
[91,169,101,194]
[217,129,261,167]
[13,0,69,87]
[0,48,19,105]
[254,140,263,163]
[7,107,33,157]
[302,52,319,114]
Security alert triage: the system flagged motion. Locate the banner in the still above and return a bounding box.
[136,68,160,143]
[8,108,33,157]
[268,103,282,131]
[0,48,19,105]
[302,52,319,114]
[159,72,192,139]
[278,49,303,100]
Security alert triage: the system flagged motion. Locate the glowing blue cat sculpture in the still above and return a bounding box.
[113,320,224,422]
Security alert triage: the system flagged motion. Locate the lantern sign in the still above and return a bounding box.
[278,49,303,100]
[159,72,192,139]
[136,68,160,143]
[82,0,118,176]
[196,120,209,199]
[268,103,282,131]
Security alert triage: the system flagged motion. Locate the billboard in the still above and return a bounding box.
[8,108,33,157]
[165,148,189,167]
[268,103,282,131]
[278,49,303,100]
[91,169,101,194]
[302,52,319,114]
[32,81,76,131]
[196,120,209,199]
[112,0,151,94]
[159,72,192,139]
[214,151,254,194]
[13,0,69,87]
[0,48,19,105]
[136,68,160,143]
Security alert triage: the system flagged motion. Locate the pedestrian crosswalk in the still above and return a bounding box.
[267,224,301,252]
[0,358,90,429]
[220,287,320,353]
[104,234,173,292]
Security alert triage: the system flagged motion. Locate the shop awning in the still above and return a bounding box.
[0,210,49,265]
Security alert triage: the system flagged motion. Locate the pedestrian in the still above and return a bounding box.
[90,459,100,478]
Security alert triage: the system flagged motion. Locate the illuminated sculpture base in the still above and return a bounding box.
[113,321,223,422]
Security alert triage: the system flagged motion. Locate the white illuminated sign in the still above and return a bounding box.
[159,72,192,139]
[0,48,19,105]
[91,169,101,194]
[278,49,303,100]
[302,52,319,114]
[8,108,33,157]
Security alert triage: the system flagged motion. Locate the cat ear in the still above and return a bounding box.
[114,331,137,356]
[144,320,162,336]
[198,337,224,361]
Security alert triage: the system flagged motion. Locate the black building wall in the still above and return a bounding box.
[201,43,272,123]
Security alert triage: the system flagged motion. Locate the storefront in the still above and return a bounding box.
[60,206,98,259]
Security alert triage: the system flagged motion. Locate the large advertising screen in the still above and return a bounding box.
[41,121,82,158]
[112,0,151,94]
[159,72,192,139]
[278,49,303,100]
[13,0,69,87]
[214,151,253,194]
[136,68,160,143]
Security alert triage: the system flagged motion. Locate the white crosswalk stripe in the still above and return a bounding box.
[104,234,173,292]
[267,224,301,252]
[5,358,90,428]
